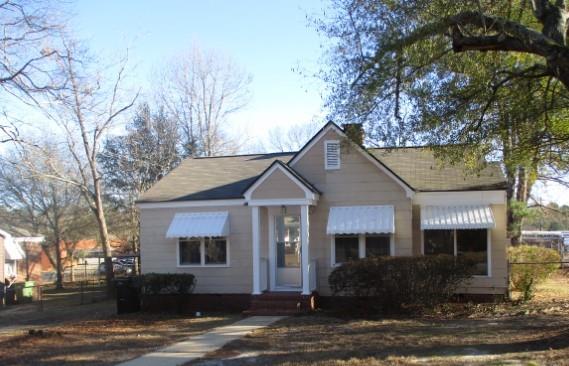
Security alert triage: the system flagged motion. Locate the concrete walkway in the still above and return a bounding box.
[117,316,284,366]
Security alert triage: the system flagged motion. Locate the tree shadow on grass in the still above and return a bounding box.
[197,315,569,365]
[0,315,234,366]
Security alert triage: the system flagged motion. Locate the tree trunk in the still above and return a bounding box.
[54,235,63,289]
[93,182,114,292]
[505,165,517,243]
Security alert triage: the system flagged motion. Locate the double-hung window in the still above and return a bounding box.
[332,234,392,265]
[179,237,229,266]
[423,229,489,276]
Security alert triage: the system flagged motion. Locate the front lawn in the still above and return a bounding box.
[192,271,569,365]
[0,282,238,365]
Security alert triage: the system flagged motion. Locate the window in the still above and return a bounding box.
[423,229,489,276]
[365,235,391,257]
[325,140,341,170]
[456,229,488,276]
[205,238,228,265]
[179,239,201,265]
[178,237,229,266]
[276,215,300,268]
[334,235,359,263]
[332,234,393,265]
[424,230,454,255]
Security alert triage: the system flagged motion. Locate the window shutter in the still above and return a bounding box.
[325,140,341,170]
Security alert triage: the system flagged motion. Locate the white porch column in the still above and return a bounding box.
[251,206,261,295]
[301,204,310,295]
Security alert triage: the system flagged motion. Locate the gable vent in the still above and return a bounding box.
[325,140,341,170]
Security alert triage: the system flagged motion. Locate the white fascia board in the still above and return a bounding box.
[137,199,246,210]
[414,191,506,206]
[247,198,318,206]
[289,123,414,198]
[243,163,317,201]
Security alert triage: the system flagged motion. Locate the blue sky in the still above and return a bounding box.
[70,1,327,147]
[13,0,567,205]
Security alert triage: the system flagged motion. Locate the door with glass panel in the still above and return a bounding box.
[275,215,301,288]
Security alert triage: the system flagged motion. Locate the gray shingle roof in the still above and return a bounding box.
[139,152,294,203]
[139,147,506,203]
[368,147,507,191]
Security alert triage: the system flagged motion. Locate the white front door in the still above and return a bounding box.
[274,215,301,288]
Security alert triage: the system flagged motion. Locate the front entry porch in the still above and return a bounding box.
[251,204,318,296]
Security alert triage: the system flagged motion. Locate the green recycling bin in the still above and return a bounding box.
[22,281,35,302]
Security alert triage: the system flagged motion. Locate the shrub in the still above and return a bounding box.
[509,245,560,301]
[328,255,474,314]
[142,273,196,295]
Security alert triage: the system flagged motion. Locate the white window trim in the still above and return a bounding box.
[176,237,231,268]
[330,234,394,267]
[324,140,341,170]
[421,229,492,278]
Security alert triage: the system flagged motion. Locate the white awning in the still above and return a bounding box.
[4,239,25,260]
[166,212,230,238]
[421,205,495,230]
[326,205,395,235]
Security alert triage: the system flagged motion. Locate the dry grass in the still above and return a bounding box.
[0,311,237,366]
[0,286,238,365]
[193,271,569,366]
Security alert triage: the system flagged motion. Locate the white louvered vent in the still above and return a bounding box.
[325,140,341,170]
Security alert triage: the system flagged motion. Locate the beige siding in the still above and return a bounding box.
[140,205,252,294]
[292,129,413,295]
[250,169,306,200]
[140,126,508,296]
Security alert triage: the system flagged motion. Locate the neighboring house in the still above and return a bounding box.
[0,229,44,282]
[521,231,569,258]
[138,122,509,310]
[39,238,128,283]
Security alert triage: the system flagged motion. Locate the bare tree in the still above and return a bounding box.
[0,144,88,289]
[0,0,67,142]
[156,44,252,157]
[267,121,322,152]
[99,102,181,254]
[33,38,137,289]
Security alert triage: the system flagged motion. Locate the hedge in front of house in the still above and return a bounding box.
[509,245,560,301]
[142,273,196,295]
[328,255,474,314]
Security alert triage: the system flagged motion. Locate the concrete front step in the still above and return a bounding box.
[245,291,317,315]
[242,309,302,316]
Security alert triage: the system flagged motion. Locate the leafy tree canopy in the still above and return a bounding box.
[318,0,569,159]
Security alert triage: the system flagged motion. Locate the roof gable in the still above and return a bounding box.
[244,161,319,202]
[288,122,415,197]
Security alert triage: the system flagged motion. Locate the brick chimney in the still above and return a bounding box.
[342,123,364,145]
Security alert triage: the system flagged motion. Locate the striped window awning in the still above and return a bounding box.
[4,240,25,260]
[421,205,495,230]
[166,212,230,238]
[326,205,395,235]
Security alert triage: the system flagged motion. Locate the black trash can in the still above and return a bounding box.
[5,286,16,305]
[115,277,141,314]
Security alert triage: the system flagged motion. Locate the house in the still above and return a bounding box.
[0,229,44,282]
[138,122,508,311]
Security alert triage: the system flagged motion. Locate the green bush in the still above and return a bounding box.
[509,245,560,301]
[328,255,475,314]
[142,273,196,295]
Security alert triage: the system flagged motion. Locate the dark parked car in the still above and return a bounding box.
[98,260,134,276]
